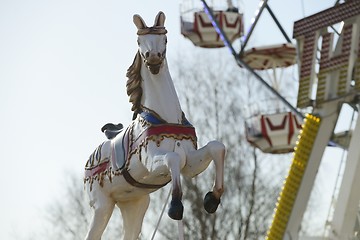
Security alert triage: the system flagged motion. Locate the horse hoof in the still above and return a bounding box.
[204,192,220,213]
[168,199,184,220]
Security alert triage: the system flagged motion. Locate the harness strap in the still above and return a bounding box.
[121,168,170,189]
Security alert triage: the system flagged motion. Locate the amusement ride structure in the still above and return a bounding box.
[180,0,360,239]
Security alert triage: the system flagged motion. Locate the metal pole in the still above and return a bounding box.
[240,0,269,55]
[177,220,185,240]
[151,188,172,240]
[200,0,304,119]
[265,5,292,43]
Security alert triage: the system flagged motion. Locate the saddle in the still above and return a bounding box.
[101,123,124,139]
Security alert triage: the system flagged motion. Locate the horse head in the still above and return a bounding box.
[133,11,167,74]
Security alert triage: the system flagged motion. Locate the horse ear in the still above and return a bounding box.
[154,11,165,27]
[133,14,147,30]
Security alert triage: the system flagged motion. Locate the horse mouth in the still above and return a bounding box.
[146,62,162,74]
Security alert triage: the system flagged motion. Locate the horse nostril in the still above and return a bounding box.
[157,53,161,58]
[145,52,150,58]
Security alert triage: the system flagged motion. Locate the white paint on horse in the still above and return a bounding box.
[84,11,226,240]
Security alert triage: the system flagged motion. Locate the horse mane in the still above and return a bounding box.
[126,51,143,120]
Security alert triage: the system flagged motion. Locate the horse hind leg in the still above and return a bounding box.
[117,194,150,240]
[182,140,226,213]
[85,193,115,240]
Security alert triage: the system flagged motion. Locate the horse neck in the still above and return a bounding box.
[140,60,183,124]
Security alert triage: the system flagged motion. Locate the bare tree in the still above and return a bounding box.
[36,47,291,240]
[144,48,290,239]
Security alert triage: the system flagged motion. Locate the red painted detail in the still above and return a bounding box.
[319,24,353,70]
[223,14,242,42]
[260,115,272,147]
[265,115,288,130]
[294,115,302,129]
[197,12,217,28]
[293,1,360,38]
[85,161,110,178]
[288,113,294,144]
[223,13,241,28]
[193,11,242,47]
[242,44,296,70]
[197,12,220,42]
[299,33,317,79]
[131,124,197,152]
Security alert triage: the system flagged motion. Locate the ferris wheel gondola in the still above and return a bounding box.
[180,0,244,48]
[241,43,297,70]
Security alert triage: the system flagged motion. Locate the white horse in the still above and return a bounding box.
[84,11,226,240]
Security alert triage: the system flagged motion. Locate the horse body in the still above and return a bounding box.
[84,11,225,240]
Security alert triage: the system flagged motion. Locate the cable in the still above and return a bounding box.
[151,187,172,240]
[177,220,185,240]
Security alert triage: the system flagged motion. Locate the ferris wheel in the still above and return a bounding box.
[180,0,304,153]
[180,0,360,239]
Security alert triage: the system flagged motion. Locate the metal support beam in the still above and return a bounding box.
[265,5,292,43]
[329,115,360,239]
[200,0,304,119]
[240,0,269,55]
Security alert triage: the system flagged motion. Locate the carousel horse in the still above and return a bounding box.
[84,11,226,240]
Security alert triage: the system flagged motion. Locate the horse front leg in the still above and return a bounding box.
[154,151,185,220]
[182,140,226,213]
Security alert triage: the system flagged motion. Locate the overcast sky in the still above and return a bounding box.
[0,0,338,239]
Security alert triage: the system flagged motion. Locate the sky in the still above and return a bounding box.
[0,0,341,239]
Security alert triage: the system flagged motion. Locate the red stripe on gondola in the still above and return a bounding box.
[265,115,288,130]
[261,115,272,147]
[288,113,294,144]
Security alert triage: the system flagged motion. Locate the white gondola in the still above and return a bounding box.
[180,1,243,48]
[245,111,302,154]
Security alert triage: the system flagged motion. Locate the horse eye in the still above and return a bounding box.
[137,39,140,46]
[164,37,167,44]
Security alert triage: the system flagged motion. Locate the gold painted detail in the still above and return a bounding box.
[84,166,123,192]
